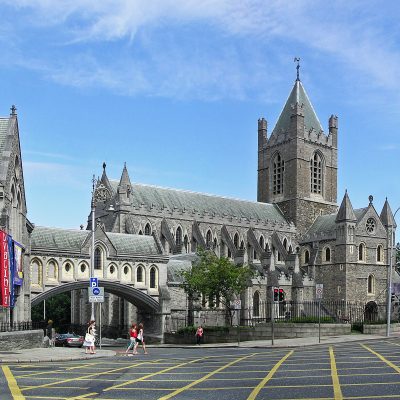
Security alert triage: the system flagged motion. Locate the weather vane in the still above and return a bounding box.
[294,57,300,81]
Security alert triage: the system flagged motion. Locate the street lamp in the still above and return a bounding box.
[386,206,400,337]
[90,174,96,322]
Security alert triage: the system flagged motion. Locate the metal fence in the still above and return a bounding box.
[166,300,399,331]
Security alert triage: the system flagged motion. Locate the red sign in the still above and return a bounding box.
[0,230,10,307]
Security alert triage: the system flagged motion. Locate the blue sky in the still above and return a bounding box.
[1,0,400,229]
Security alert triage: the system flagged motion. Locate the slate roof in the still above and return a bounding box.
[31,226,88,253]
[32,226,161,256]
[106,232,160,255]
[272,80,324,136]
[109,181,288,224]
[303,208,368,240]
[0,118,9,152]
[166,254,197,283]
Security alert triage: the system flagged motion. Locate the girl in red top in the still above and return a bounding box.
[125,323,137,354]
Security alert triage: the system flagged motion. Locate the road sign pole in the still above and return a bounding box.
[99,303,102,350]
[318,299,321,344]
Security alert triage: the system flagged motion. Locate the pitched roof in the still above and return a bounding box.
[31,226,89,253]
[108,181,288,224]
[31,226,161,256]
[272,80,324,136]
[303,208,368,241]
[106,232,160,255]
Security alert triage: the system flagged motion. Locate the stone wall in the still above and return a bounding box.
[0,330,44,350]
[164,323,351,344]
[363,323,400,335]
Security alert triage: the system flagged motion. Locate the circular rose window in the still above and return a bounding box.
[366,218,376,234]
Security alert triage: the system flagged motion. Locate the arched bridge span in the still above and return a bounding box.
[31,281,160,312]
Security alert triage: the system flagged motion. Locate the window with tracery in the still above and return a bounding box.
[310,152,323,194]
[273,153,284,195]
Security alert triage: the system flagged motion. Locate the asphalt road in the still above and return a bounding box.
[4,339,400,400]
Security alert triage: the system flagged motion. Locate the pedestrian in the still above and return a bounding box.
[125,323,137,355]
[133,322,148,354]
[83,320,96,354]
[195,325,203,345]
[46,319,54,347]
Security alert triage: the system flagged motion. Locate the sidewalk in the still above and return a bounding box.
[0,333,394,363]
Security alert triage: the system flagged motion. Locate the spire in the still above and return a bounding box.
[119,162,131,187]
[271,79,324,136]
[336,190,356,222]
[98,161,113,193]
[380,198,396,228]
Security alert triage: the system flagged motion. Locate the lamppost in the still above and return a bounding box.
[90,174,96,322]
[386,206,400,337]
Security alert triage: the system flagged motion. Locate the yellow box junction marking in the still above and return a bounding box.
[158,353,258,400]
[246,350,293,400]
[2,365,25,400]
[105,355,213,391]
[329,346,343,400]
[362,344,400,373]
[20,359,161,392]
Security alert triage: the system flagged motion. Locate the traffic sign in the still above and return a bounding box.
[90,277,98,288]
[88,286,104,302]
[316,284,323,299]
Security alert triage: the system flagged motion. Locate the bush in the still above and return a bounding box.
[277,316,335,323]
[177,325,229,334]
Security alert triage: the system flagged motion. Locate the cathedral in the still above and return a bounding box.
[0,70,397,338]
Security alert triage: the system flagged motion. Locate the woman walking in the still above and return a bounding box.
[84,320,96,354]
[125,323,137,355]
[133,323,148,354]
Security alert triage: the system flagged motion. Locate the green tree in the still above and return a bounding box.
[31,293,71,332]
[180,248,254,325]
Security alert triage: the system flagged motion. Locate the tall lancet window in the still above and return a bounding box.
[310,152,323,194]
[272,153,284,195]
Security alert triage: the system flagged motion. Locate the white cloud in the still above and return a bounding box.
[1,0,400,100]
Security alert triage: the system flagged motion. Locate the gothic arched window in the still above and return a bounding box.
[310,152,323,194]
[150,267,157,288]
[136,265,144,283]
[144,223,151,236]
[175,226,182,246]
[206,230,212,248]
[234,233,239,249]
[273,153,284,195]
[358,243,366,262]
[377,245,383,262]
[368,274,375,294]
[259,236,265,251]
[325,247,331,262]
[253,291,260,317]
[304,250,310,264]
[94,247,102,270]
[184,235,189,253]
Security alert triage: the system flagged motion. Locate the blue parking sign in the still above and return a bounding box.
[90,277,98,288]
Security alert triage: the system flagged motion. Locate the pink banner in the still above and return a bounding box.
[0,230,10,307]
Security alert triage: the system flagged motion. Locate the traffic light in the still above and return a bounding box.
[273,287,279,302]
[279,288,285,302]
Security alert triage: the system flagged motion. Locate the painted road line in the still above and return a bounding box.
[361,344,400,373]
[246,350,293,400]
[329,346,343,400]
[1,366,25,400]
[105,355,212,391]
[158,353,258,400]
[20,359,161,391]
